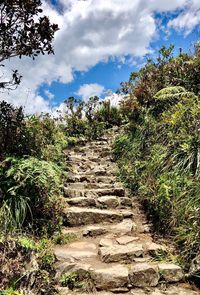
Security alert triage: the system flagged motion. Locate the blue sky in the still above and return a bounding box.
[39,28,198,107]
[2,0,200,113]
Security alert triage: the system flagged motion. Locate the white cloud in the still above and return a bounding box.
[44,90,55,100]
[105,92,124,107]
[168,0,200,35]
[76,83,105,101]
[0,0,199,113]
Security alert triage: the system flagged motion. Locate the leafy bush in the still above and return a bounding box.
[119,44,200,108]
[25,115,68,166]
[96,100,122,127]
[63,96,122,140]
[116,46,200,274]
[0,157,64,233]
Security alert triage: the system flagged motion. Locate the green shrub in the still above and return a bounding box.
[37,239,55,270]
[96,100,122,127]
[0,157,64,233]
[25,115,67,165]
[115,83,200,271]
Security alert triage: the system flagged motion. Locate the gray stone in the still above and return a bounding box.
[121,210,134,218]
[66,197,96,207]
[55,261,91,279]
[91,264,129,290]
[129,263,159,287]
[54,241,97,261]
[99,243,144,263]
[111,219,137,234]
[82,225,108,237]
[99,238,114,247]
[116,236,139,245]
[63,207,123,226]
[158,263,184,282]
[64,187,125,198]
[164,286,199,295]
[97,196,119,208]
[120,197,132,207]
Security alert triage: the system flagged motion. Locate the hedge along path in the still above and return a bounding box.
[54,127,198,295]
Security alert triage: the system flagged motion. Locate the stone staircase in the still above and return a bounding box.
[55,128,198,295]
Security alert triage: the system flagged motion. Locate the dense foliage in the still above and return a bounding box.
[0,97,121,235]
[115,45,200,274]
[62,96,122,139]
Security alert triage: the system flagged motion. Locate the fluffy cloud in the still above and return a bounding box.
[76,83,105,101]
[168,0,200,35]
[105,92,124,107]
[1,0,199,113]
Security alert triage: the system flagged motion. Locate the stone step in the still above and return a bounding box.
[65,195,132,209]
[70,166,115,175]
[65,182,122,190]
[63,187,125,198]
[63,207,124,226]
[99,242,144,263]
[98,238,167,264]
[66,174,116,184]
[67,155,111,163]
[62,219,137,237]
[73,145,112,153]
[66,157,111,167]
[91,264,129,291]
[72,168,115,177]
[54,248,184,291]
[59,132,189,294]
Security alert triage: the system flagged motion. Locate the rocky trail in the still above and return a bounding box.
[54,128,199,295]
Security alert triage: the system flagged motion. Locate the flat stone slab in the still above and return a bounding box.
[54,241,97,261]
[158,263,184,282]
[99,243,144,263]
[91,264,129,290]
[82,225,108,237]
[97,196,119,208]
[63,207,123,226]
[67,182,115,190]
[129,263,160,287]
[116,236,139,245]
[99,238,114,247]
[110,219,137,234]
[66,197,96,207]
[64,187,125,198]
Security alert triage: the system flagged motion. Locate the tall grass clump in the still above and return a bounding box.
[0,157,64,234]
